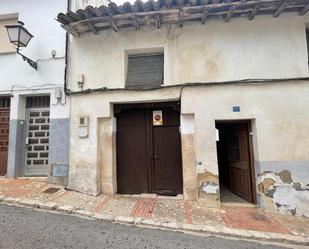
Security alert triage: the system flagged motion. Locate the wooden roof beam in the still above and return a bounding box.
[178,10,184,27]
[201,7,209,25]
[62,24,79,37]
[273,0,290,18]
[109,17,118,32]
[155,14,161,29]
[248,4,260,20]
[131,15,140,30]
[225,5,236,23]
[87,19,98,34]
[299,3,309,16]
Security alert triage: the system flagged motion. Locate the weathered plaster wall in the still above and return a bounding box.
[67,2,309,214]
[7,119,24,177]
[68,88,181,195]
[257,162,309,217]
[49,118,70,185]
[180,114,198,201]
[181,80,309,214]
[68,15,309,91]
[98,117,117,195]
[69,80,309,215]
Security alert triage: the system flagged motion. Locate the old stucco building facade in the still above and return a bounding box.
[0,0,69,184]
[58,0,309,217]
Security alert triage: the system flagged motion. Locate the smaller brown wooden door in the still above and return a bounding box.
[116,109,149,194]
[152,108,183,195]
[0,104,10,176]
[226,123,254,203]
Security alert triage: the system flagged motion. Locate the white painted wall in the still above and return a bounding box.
[0,0,67,92]
[68,14,309,91]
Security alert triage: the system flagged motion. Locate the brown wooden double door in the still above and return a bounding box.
[0,97,10,176]
[115,102,183,195]
[216,121,255,203]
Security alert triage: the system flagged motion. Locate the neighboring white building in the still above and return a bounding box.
[57,0,309,217]
[0,0,69,184]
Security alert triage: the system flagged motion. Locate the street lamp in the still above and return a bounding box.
[5,21,37,70]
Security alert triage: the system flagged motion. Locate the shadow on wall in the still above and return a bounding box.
[257,170,309,217]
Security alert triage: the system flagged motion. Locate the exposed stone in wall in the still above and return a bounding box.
[197,171,220,207]
[257,170,309,217]
[98,117,117,195]
[181,133,198,201]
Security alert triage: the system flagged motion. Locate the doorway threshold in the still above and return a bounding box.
[116,193,184,200]
[220,187,256,208]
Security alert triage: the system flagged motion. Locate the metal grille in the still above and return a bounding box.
[0,97,10,108]
[26,96,50,108]
[126,53,164,88]
[25,109,50,175]
[0,108,10,152]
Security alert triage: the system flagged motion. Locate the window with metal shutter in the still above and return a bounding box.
[126,53,164,88]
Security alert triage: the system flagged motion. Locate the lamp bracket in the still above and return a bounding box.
[16,48,37,70]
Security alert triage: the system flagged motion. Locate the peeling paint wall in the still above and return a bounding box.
[180,81,309,212]
[68,80,309,213]
[257,167,309,217]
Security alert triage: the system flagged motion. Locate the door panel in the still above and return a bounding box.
[0,108,10,176]
[24,109,50,176]
[227,124,253,203]
[152,126,183,194]
[116,109,149,194]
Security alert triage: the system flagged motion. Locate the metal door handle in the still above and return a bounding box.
[151,154,159,160]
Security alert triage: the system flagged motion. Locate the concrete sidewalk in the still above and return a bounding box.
[0,178,308,246]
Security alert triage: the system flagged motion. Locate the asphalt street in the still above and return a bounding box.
[0,204,296,249]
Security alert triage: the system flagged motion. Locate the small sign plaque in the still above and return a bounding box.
[233,106,240,112]
[153,110,163,126]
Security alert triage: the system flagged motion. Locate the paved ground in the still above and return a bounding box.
[0,205,295,249]
[0,178,308,245]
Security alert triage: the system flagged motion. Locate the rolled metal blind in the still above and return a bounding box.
[126,53,164,88]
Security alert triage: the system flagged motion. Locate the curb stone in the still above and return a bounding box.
[0,198,308,246]
[114,216,135,224]
[17,199,38,208]
[36,202,58,210]
[161,221,182,229]
[92,213,114,221]
[72,209,94,217]
[56,205,74,214]
[3,197,18,204]
[134,217,142,224]
[182,224,203,231]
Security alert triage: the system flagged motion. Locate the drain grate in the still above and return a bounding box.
[42,187,61,194]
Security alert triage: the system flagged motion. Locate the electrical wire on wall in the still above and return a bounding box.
[65,76,309,96]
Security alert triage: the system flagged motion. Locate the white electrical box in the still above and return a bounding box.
[79,116,89,138]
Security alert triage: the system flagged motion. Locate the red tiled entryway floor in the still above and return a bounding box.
[131,198,156,218]
[221,207,291,234]
[0,178,48,198]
